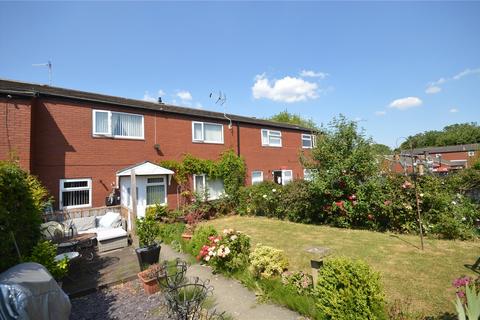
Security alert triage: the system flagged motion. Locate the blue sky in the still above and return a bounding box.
[1,2,479,147]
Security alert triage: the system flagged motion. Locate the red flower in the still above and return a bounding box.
[347,194,357,201]
[367,214,374,221]
[335,201,345,209]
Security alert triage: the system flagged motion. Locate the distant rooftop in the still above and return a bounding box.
[402,143,479,155]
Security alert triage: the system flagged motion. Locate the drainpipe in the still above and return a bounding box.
[236,122,241,156]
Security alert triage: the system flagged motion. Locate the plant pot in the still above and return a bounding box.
[135,244,161,270]
[181,233,192,241]
[138,270,159,295]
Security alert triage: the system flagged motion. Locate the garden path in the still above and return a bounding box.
[160,244,305,320]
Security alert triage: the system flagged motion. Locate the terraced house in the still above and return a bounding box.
[0,79,315,216]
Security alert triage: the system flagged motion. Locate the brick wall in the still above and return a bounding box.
[0,98,32,171]
[25,97,311,210]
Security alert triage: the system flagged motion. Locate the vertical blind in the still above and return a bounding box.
[112,112,143,138]
[204,123,222,142]
[146,185,166,205]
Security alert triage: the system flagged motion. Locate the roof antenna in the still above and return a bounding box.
[210,90,232,129]
[32,60,52,85]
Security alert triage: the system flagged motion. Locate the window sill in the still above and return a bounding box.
[261,145,282,148]
[61,204,92,210]
[92,135,145,141]
[192,141,225,145]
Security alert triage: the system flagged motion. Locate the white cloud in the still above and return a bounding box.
[449,108,459,113]
[143,91,157,102]
[252,74,319,103]
[426,67,480,93]
[300,70,329,79]
[389,97,423,110]
[158,89,165,97]
[375,111,387,116]
[452,68,480,80]
[425,85,441,94]
[177,90,193,101]
[195,102,203,109]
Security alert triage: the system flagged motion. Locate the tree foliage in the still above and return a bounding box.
[0,162,51,272]
[400,122,480,149]
[371,143,392,155]
[268,110,318,130]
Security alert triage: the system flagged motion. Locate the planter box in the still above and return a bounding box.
[138,270,159,295]
[135,244,161,270]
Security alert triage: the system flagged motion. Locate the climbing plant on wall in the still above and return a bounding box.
[160,150,246,204]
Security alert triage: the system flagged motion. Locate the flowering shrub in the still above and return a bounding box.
[281,270,313,295]
[187,225,218,257]
[453,276,480,320]
[238,181,283,218]
[197,228,250,273]
[249,245,289,279]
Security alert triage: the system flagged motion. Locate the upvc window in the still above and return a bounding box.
[193,174,225,200]
[59,178,92,209]
[92,110,144,139]
[146,176,167,205]
[302,134,316,149]
[261,129,282,147]
[303,169,315,181]
[251,171,263,185]
[192,121,224,144]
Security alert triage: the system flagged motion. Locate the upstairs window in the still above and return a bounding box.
[261,129,282,147]
[93,110,144,139]
[193,174,225,200]
[192,122,224,144]
[302,134,316,149]
[60,178,92,209]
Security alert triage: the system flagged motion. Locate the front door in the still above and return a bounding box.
[120,175,167,219]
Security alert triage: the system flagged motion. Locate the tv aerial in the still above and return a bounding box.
[209,90,231,128]
[32,60,52,85]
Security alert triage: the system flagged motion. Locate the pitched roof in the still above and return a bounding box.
[116,161,174,176]
[407,144,479,155]
[0,78,314,132]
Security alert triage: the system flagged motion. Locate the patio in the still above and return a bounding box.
[63,246,140,297]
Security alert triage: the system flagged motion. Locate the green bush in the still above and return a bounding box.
[158,223,185,244]
[314,257,385,320]
[145,204,170,221]
[279,180,323,223]
[136,218,160,247]
[27,240,68,280]
[187,225,218,256]
[249,244,289,279]
[238,181,282,218]
[0,162,50,272]
[281,270,314,295]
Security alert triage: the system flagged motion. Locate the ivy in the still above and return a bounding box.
[160,150,246,204]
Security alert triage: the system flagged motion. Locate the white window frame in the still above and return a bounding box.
[261,129,282,147]
[59,178,92,210]
[193,174,224,200]
[191,121,224,144]
[303,169,315,181]
[273,170,293,185]
[301,134,316,149]
[251,171,263,185]
[146,176,167,206]
[92,109,144,140]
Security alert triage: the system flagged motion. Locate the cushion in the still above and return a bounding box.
[64,216,97,233]
[96,227,127,241]
[40,221,64,240]
[98,211,121,228]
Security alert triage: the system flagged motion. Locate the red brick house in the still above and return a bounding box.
[388,144,479,175]
[0,79,315,216]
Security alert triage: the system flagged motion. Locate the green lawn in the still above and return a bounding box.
[203,216,480,316]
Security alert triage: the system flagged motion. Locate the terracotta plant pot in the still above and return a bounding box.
[138,270,159,295]
[181,233,192,241]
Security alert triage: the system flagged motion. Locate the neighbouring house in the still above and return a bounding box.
[387,143,479,175]
[0,79,315,217]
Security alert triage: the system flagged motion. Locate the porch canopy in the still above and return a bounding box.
[116,161,174,183]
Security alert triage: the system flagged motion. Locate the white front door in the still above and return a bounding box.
[120,175,167,219]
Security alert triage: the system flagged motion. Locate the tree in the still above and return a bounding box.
[268,110,318,130]
[371,143,392,155]
[400,122,480,148]
[307,115,378,197]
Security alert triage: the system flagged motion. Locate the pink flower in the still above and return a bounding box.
[384,200,392,206]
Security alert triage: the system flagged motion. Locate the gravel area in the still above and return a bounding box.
[70,280,169,320]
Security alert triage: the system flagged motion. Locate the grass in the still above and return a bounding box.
[203,216,480,317]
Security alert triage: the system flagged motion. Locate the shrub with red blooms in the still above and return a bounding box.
[453,276,480,302]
